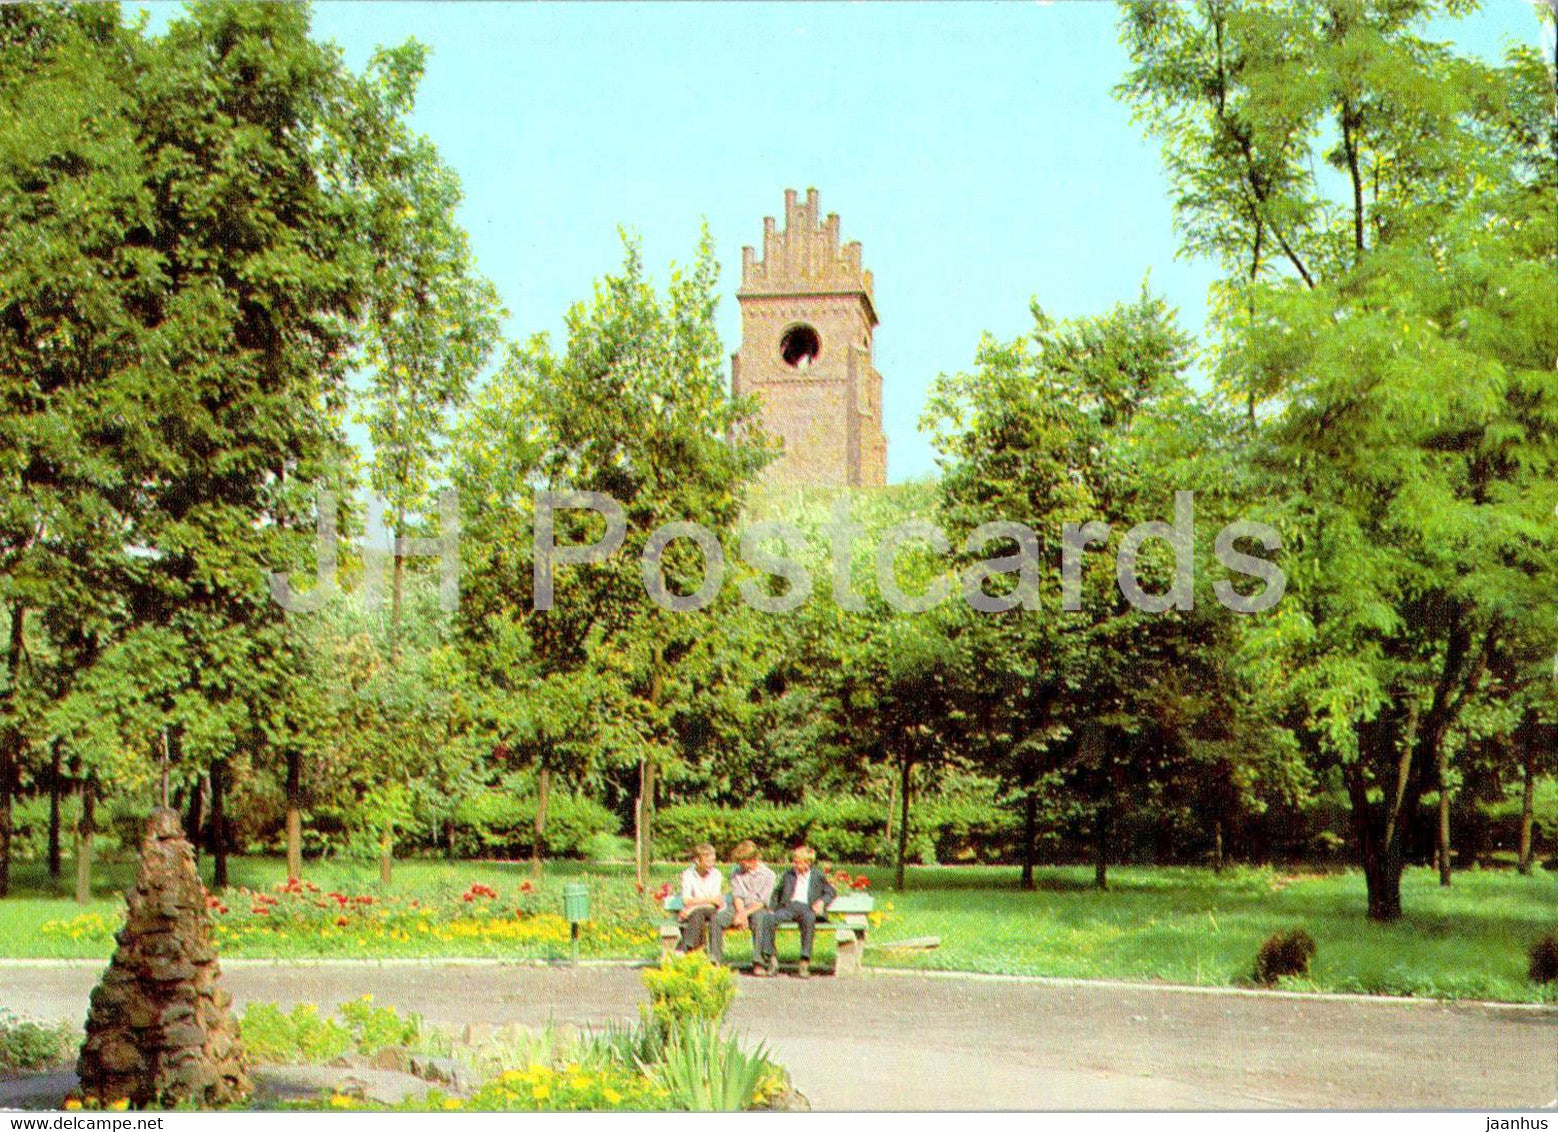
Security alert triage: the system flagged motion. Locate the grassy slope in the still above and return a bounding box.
[1,857,1553,1003]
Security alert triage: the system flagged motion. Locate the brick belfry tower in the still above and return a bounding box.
[732,189,887,487]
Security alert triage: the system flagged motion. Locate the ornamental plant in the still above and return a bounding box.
[640,952,736,1032]
[640,1020,770,1113]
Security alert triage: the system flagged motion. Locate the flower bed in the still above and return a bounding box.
[40,873,660,960]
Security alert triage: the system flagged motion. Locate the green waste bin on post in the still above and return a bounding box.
[563,883,589,964]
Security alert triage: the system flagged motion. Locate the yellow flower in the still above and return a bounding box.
[602,1088,622,1105]
[109,1099,129,1111]
[442,1098,462,1111]
[64,1099,82,1111]
[329,1094,355,1109]
[531,1082,551,1101]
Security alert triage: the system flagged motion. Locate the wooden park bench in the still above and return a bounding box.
[658,892,876,976]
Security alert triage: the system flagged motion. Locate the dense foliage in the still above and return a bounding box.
[0,0,1550,937]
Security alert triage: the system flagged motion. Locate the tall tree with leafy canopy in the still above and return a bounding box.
[349,40,502,659]
[0,4,152,895]
[92,0,364,889]
[1121,0,1558,918]
[455,231,770,883]
[5,2,422,894]
[927,288,1294,889]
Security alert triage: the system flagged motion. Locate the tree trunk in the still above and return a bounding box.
[1020,786,1037,891]
[1436,743,1452,887]
[390,545,405,662]
[1214,818,1226,875]
[47,745,63,879]
[1345,708,1422,924]
[210,759,229,890]
[634,660,665,887]
[633,794,644,888]
[380,833,394,888]
[285,751,302,881]
[0,740,13,901]
[0,603,24,899]
[1517,741,1536,876]
[1094,802,1110,891]
[1362,842,1404,921]
[884,768,897,858]
[444,817,456,862]
[532,765,551,877]
[184,780,204,859]
[75,783,95,905]
[0,746,13,900]
[635,756,657,883]
[893,753,912,893]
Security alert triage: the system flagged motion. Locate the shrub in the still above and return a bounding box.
[0,1012,77,1071]
[237,997,423,1064]
[1253,929,1317,985]
[463,1061,669,1112]
[337,995,422,1054]
[640,952,736,1031]
[450,788,618,858]
[579,1018,668,1071]
[1528,934,1558,985]
[640,1019,770,1112]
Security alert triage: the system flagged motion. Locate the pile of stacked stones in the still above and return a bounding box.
[76,808,250,1109]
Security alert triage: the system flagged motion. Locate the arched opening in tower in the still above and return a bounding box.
[780,324,821,369]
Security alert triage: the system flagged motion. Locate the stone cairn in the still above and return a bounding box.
[76,808,250,1109]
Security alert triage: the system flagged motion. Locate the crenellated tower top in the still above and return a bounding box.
[739,187,876,325]
[731,188,886,488]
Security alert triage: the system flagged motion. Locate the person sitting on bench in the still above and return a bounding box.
[725,840,775,973]
[754,845,836,979]
[674,843,726,962]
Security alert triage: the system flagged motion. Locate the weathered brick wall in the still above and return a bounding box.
[733,189,888,488]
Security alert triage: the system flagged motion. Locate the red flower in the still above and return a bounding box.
[519,881,534,894]
[833,871,852,887]
[355,895,374,906]
[252,906,270,916]
[462,893,474,902]
[852,876,871,890]
[205,895,222,909]
[335,916,349,927]
[635,882,645,894]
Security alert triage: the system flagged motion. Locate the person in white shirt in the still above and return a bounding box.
[675,843,726,961]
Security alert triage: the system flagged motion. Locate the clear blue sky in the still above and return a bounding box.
[142,2,1547,483]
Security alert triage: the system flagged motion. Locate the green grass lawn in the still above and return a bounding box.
[2,856,1554,1003]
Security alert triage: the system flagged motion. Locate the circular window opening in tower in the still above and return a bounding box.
[780,324,821,369]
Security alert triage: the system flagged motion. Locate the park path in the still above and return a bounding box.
[2,961,1554,1110]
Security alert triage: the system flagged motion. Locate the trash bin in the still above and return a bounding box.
[562,883,589,965]
[563,883,590,924]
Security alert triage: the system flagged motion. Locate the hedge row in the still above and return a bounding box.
[438,790,619,859]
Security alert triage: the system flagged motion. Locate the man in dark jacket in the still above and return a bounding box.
[752,845,836,979]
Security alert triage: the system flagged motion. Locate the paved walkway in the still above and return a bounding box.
[3,962,1554,1110]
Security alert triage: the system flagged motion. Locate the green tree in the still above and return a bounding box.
[0,4,149,896]
[1121,0,1558,918]
[926,289,1290,889]
[348,41,502,658]
[455,232,770,882]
